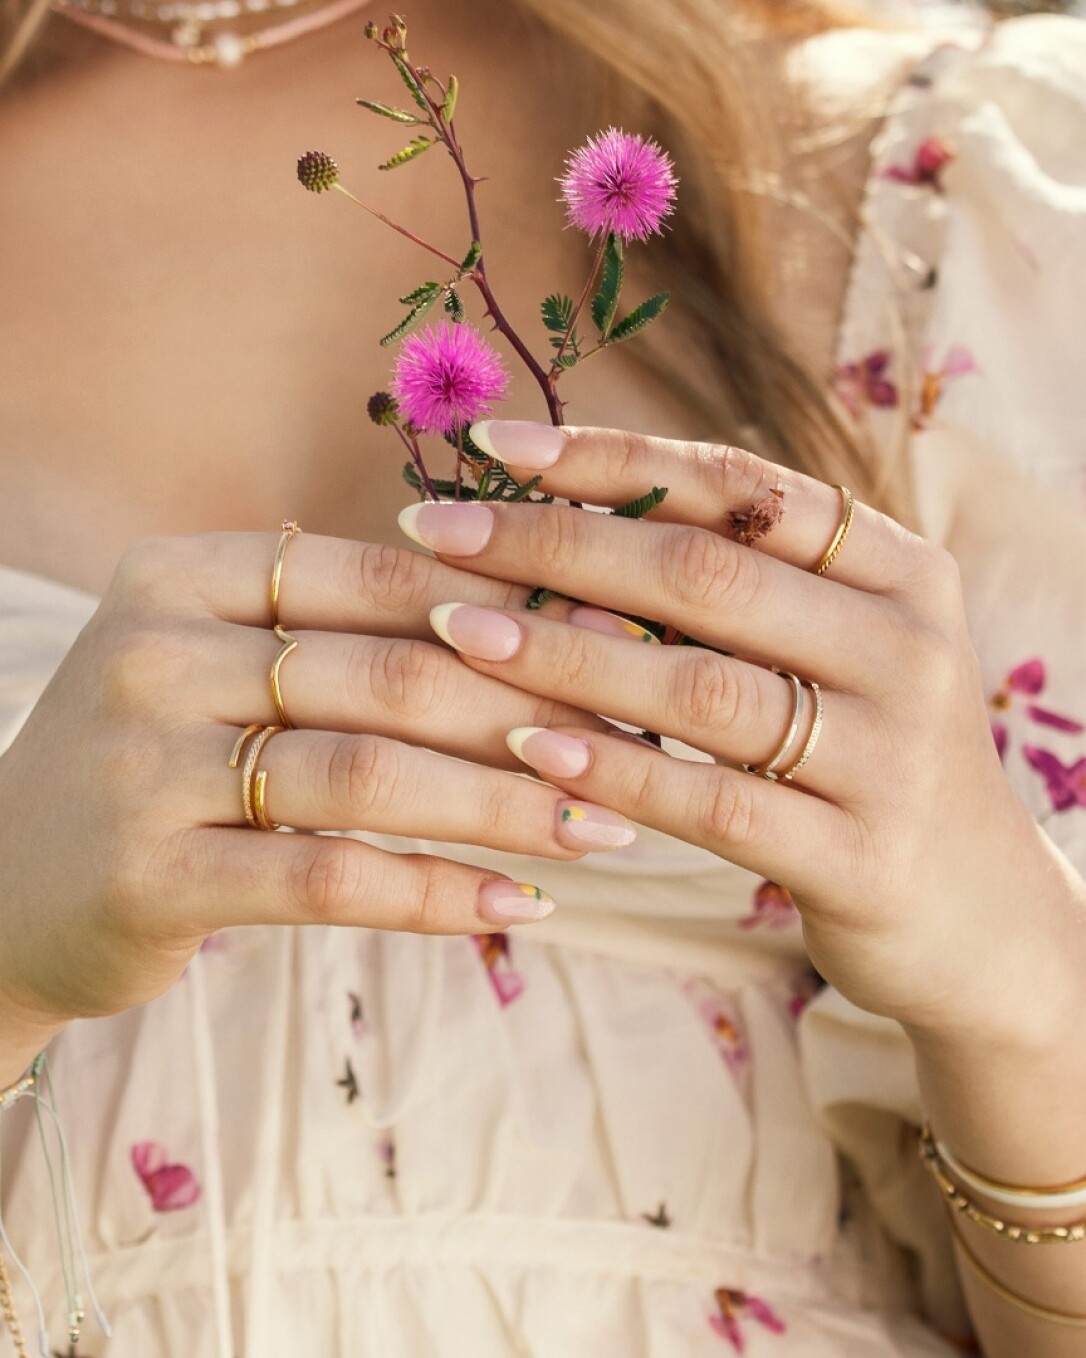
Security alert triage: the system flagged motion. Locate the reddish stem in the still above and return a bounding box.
[332,185,463,271]
[550,233,608,372]
[393,422,439,501]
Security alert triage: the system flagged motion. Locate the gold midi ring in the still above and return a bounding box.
[782,681,824,782]
[237,724,285,830]
[743,671,804,781]
[813,486,855,576]
[270,624,299,729]
[270,520,301,628]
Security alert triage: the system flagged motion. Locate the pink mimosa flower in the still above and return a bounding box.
[558,127,678,242]
[131,1141,201,1212]
[389,321,509,435]
[1023,747,1086,812]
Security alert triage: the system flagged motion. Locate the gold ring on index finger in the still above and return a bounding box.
[812,486,855,577]
[270,520,301,628]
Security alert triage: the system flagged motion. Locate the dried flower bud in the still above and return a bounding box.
[297,151,339,193]
[367,391,400,426]
[727,487,785,546]
[363,20,378,38]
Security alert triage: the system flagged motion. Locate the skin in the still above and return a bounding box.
[2,4,1085,1353]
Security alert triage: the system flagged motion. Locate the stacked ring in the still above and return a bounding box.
[813,485,855,576]
[744,673,825,785]
[743,671,804,780]
[229,724,285,830]
[270,624,299,729]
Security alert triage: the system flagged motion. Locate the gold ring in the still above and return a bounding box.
[239,725,284,830]
[782,681,824,782]
[743,671,804,780]
[270,624,299,729]
[813,486,854,576]
[270,520,301,629]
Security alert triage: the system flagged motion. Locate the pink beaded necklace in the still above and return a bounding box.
[52,0,375,66]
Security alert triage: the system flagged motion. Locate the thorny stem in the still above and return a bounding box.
[393,422,439,501]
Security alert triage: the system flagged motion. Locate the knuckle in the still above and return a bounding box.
[99,627,186,714]
[109,536,197,612]
[697,773,757,848]
[909,624,962,700]
[325,735,401,821]
[362,639,453,722]
[353,542,433,618]
[289,838,365,925]
[667,529,755,616]
[401,856,452,934]
[668,651,743,733]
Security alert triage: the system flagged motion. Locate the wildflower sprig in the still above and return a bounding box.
[296,12,677,508]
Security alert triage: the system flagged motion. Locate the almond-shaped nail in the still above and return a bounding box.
[555,800,636,852]
[398,502,494,555]
[469,420,566,469]
[430,603,523,661]
[478,880,556,924]
[568,607,661,645]
[506,727,591,778]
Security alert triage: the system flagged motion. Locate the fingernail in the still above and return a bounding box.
[398,502,494,555]
[478,880,556,924]
[430,603,523,662]
[555,800,636,852]
[568,607,660,645]
[469,420,566,469]
[506,727,591,778]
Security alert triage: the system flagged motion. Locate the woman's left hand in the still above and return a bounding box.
[399,422,1086,1041]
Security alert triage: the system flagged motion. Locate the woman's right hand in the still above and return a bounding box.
[0,530,627,1066]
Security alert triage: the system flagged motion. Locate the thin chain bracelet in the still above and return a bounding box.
[918,1125,1086,1244]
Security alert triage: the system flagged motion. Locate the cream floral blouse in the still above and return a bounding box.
[0,15,1084,1357]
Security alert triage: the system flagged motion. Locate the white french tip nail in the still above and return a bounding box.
[468,420,496,457]
[428,602,463,649]
[505,726,544,764]
[397,503,426,547]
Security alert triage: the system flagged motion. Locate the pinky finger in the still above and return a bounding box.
[174,827,556,936]
[506,727,845,893]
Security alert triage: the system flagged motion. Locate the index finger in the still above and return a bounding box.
[112,532,532,635]
[468,421,926,595]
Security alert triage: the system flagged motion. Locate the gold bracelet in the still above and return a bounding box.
[945,1207,1086,1327]
[919,1125,1086,1243]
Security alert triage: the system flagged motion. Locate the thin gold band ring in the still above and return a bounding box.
[239,725,285,830]
[270,520,301,628]
[814,485,855,576]
[743,671,804,780]
[270,624,299,729]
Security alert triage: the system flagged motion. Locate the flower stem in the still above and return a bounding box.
[332,184,463,271]
[394,422,439,501]
[550,232,608,373]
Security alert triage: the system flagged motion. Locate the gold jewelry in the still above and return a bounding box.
[270,625,299,729]
[743,671,804,780]
[0,1056,40,1111]
[919,1126,1086,1244]
[782,681,824,783]
[228,724,264,769]
[813,485,855,576]
[926,1121,1086,1210]
[945,1207,1086,1326]
[0,1247,28,1358]
[270,520,301,630]
[240,726,284,830]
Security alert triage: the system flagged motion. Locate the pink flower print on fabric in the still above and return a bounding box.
[472,934,525,1007]
[833,350,899,420]
[789,970,823,1022]
[883,135,955,191]
[738,880,798,931]
[989,659,1083,761]
[376,1134,396,1179]
[709,1288,786,1352]
[683,978,749,1080]
[1023,748,1086,813]
[131,1142,201,1212]
[915,344,978,428]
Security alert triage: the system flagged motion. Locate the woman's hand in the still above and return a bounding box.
[402,422,1086,1043]
[0,530,633,1057]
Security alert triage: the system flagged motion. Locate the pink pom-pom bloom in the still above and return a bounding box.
[558,127,678,242]
[390,321,510,435]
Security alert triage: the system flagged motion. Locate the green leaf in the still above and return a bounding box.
[392,55,430,112]
[398,281,440,305]
[378,137,434,171]
[441,74,459,123]
[527,588,563,611]
[459,240,483,273]
[553,353,579,370]
[590,233,625,337]
[506,475,544,502]
[541,293,574,334]
[444,288,465,323]
[612,486,669,519]
[607,291,671,344]
[379,289,440,346]
[402,463,478,500]
[355,98,420,124]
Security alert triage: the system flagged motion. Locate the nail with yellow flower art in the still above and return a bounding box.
[478,880,556,925]
[567,607,661,644]
[555,799,637,852]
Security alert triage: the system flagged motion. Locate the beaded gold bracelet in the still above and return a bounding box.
[918,1124,1086,1244]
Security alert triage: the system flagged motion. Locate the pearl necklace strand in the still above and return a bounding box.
[52,0,375,66]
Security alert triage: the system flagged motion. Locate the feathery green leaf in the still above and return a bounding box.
[444,288,465,323]
[591,233,625,337]
[459,240,483,273]
[355,98,420,124]
[541,293,574,334]
[607,291,670,344]
[392,55,430,111]
[378,136,434,171]
[379,289,440,347]
[611,486,669,519]
[398,281,440,305]
[441,74,459,122]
